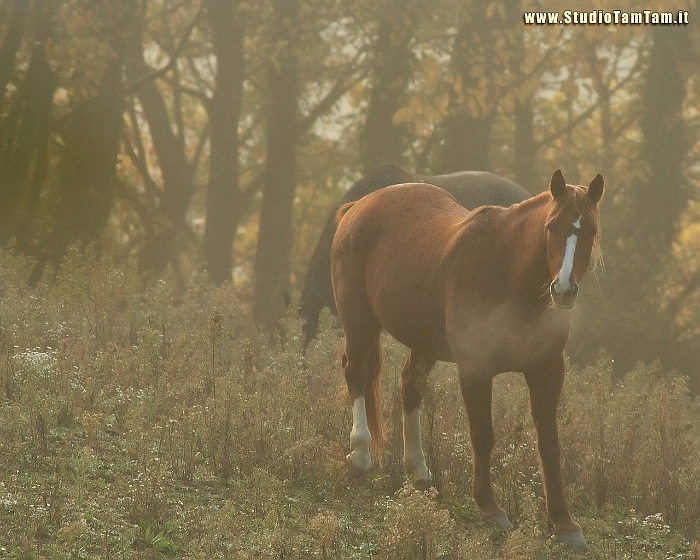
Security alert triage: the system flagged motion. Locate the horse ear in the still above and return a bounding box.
[550,169,567,200]
[588,173,604,203]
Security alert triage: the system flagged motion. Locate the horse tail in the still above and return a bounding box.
[335,202,355,225]
[365,337,385,461]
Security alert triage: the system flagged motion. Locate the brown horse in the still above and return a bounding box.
[299,163,531,351]
[331,170,603,549]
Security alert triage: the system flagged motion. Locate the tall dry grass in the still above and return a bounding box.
[0,243,697,558]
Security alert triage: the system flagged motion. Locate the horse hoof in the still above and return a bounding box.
[556,530,587,549]
[487,514,513,530]
[413,477,434,492]
[346,463,369,482]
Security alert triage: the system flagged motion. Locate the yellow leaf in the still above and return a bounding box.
[393,105,412,126]
[486,2,506,19]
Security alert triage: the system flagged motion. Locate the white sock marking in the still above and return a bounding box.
[403,408,432,483]
[348,396,372,471]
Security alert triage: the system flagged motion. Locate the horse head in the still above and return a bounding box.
[545,170,604,309]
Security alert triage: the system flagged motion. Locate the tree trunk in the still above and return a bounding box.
[46,58,124,261]
[253,0,300,330]
[360,0,416,171]
[438,1,519,173]
[0,44,55,245]
[0,0,30,96]
[634,26,689,259]
[512,16,536,191]
[204,0,246,286]
[127,33,195,277]
[620,25,689,371]
[440,110,492,173]
[513,98,536,191]
[439,9,493,173]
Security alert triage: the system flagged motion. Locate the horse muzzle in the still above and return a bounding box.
[550,280,579,309]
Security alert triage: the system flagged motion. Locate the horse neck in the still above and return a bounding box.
[501,193,552,300]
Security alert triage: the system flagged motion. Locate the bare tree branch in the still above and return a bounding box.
[537,48,644,148]
[124,2,206,94]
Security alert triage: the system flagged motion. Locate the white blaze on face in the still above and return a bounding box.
[554,215,581,292]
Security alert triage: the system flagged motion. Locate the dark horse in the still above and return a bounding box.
[331,170,603,548]
[299,164,531,350]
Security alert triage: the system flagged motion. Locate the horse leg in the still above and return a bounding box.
[460,374,513,529]
[401,351,436,488]
[343,327,382,477]
[525,354,586,549]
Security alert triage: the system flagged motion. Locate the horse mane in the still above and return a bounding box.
[464,205,496,221]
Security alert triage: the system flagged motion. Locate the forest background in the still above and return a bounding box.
[3,0,700,383]
[2,0,700,557]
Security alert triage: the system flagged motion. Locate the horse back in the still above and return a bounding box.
[333,183,464,259]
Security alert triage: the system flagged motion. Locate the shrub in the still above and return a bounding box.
[376,482,455,560]
[560,355,700,537]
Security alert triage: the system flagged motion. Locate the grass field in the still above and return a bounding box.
[0,245,699,559]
